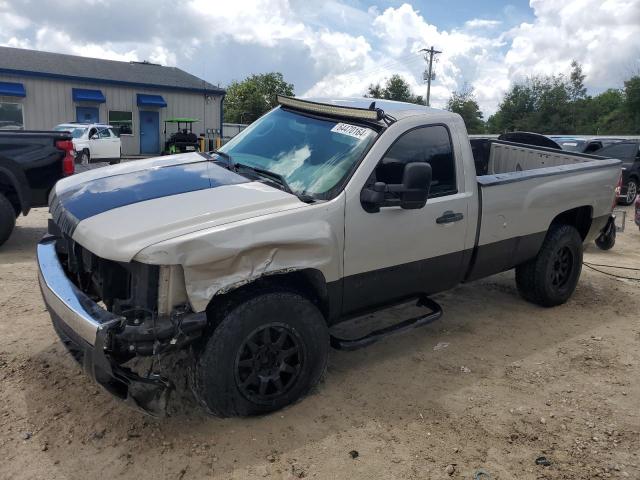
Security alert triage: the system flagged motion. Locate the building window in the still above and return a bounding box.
[0,102,24,130]
[108,110,133,135]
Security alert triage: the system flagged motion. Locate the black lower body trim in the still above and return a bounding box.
[330,295,442,350]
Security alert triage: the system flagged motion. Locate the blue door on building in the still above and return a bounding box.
[76,106,99,123]
[139,111,160,154]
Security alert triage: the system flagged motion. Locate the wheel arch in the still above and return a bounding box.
[0,164,30,216]
[549,205,593,240]
[204,268,338,331]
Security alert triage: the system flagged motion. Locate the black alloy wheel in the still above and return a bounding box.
[550,245,574,289]
[234,323,304,404]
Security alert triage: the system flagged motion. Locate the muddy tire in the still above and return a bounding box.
[515,224,583,307]
[192,290,329,417]
[0,193,16,247]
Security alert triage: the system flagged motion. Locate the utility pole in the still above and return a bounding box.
[420,46,442,107]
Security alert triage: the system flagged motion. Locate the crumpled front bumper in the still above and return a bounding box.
[37,235,171,415]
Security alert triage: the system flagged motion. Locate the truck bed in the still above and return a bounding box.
[465,139,621,281]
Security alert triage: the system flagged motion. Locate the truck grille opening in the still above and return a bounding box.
[49,224,158,317]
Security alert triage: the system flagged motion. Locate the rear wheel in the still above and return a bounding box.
[79,149,90,165]
[516,224,583,307]
[192,290,329,417]
[619,178,637,206]
[0,193,16,246]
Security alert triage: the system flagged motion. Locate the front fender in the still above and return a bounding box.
[134,196,346,312]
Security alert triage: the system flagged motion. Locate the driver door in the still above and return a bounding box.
[342,125,471,315]
[87,127,103,159]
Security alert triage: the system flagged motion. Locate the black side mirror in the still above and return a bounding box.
[360,162,432,213]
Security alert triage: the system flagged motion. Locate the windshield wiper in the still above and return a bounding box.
[211,150,235,170]
[235,163,315,203]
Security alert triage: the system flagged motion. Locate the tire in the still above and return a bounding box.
[192,289,329,417]
[79,149,90,165]
[595,228,616,250]
[515,224,583,307]
[619,178,637,206]
[0,193,17,246]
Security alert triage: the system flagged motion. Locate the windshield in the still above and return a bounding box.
[54,126,87,138]
[219,107,378,198]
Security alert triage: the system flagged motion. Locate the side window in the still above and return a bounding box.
[376,125,457,197]
[98,128,111,138]
[89,128,97,138]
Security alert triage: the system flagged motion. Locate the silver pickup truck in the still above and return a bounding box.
[37,97,621,416]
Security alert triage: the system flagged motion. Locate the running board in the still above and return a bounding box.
[330,295,443,351]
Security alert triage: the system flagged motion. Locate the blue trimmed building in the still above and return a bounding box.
[0,46,225,155]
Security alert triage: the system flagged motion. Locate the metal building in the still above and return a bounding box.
[0,46,225,155]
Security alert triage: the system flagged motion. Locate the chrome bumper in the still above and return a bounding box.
[37,235,171,415]
[37,236,122,346]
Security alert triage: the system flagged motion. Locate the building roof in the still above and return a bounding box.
[0,46,224,95]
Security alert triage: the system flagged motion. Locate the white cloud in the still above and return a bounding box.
[0,0,639,118]
[33,27,139,62]
[465,19,502,29]
[504,0,640,90]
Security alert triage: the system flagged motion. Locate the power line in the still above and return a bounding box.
[419,46,442,106]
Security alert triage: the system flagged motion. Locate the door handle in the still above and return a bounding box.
[436,211,464,224]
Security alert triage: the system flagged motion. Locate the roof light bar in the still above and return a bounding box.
[277,95,383,121]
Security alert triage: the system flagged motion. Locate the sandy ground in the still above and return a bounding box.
[0,206,638,480]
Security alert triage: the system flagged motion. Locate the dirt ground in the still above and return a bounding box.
[1,206,638,480]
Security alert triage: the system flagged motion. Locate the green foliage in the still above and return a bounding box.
[224,72,294,124]
[366,75,424,105]
[446,85,485,134]
[488,60,640,135]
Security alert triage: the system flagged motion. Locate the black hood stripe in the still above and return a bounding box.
[51,161,249,235]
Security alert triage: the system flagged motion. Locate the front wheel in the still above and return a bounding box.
[619,178,637,206]
[79,149,90,165]
[515,224,583,307]
[192,290,329,417]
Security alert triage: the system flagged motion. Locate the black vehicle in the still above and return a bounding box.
[593,140,640,205]
[0,130,75,245]
[553,137,624,154]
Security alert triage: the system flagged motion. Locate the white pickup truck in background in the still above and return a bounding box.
[38,97,621,416]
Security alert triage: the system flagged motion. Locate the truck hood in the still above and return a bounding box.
[50,153,305,262]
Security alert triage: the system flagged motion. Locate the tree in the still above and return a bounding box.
[224,72,294,124]
[487,74,572,134]
[568,60,587,102]
[365,75,424,105]
[623,75,640,133]
[446,85,485,134]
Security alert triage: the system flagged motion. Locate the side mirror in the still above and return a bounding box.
[90,134,99,140]
[391,162,432,209]
[360,162,432,213]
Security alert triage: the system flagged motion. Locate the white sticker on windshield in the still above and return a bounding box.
[331,123,370,139]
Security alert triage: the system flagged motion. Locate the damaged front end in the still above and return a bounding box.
[37,233,206,416]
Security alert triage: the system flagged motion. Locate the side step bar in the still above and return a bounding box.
[330,295,443,351]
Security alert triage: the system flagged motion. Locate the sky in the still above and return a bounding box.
[1,0,639,116]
